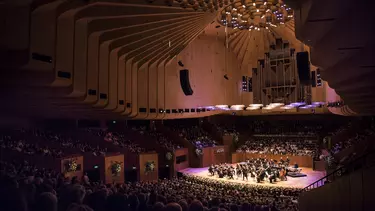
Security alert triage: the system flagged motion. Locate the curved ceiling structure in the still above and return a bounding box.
[0,0,367,118]
[289,0,375,115]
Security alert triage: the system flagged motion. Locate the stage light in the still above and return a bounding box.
[230,105,245,110]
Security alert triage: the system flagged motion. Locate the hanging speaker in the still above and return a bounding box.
[178,60,184,67]
[180,69,194,96]
[296,51,311,85]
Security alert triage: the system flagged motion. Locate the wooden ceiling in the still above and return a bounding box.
[0,0,372,119]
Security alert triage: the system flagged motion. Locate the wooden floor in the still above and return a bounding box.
[179,165,325,189]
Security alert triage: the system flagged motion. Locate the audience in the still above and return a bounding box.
[247,120,325,136]
[170,125,217,149]
[0,129,107,157]
[104,131,145,154]
[146,130,182,151]
[0,159,300,211]
[129,126,182,151]
[237,137,318,156]
[330,123,375,155]
[0,118,368,211]
[216,125,239,137]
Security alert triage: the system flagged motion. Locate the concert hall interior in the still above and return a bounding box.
[0,0,374,211]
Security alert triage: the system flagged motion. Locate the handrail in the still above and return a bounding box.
[303,149,375,191]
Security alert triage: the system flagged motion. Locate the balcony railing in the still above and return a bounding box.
[303,149,375,191]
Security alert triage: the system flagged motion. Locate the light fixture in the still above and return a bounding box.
[217,0,293,31]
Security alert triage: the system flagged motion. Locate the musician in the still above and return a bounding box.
[209,157,296,184]
[294,163,299,169]
[218,169,224,178]
[250,166,256,178]
[236,165,242,179]
[269,172,277,183]
[284,167,288,181]
[208,165,215,176]
[256,168,265,183]
[286,157,290,165]
[227,167,234,179]
[242,167,249,181]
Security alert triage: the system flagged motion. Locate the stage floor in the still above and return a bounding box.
[179,166,325,189]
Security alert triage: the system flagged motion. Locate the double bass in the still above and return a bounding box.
[279,168,287,181]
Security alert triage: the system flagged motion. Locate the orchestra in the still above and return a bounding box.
[208,157,300,184]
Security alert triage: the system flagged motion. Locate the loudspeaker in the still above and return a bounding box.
[178,60,184,67]
[296,51,311,85]
[179,69,194,96]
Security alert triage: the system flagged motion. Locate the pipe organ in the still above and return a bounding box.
[252,39,312,105]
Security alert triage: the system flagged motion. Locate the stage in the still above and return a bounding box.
[179,166,325,189]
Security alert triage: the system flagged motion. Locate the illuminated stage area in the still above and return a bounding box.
[179,166,325,189]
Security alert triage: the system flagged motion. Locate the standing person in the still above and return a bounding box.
[82,172,90,186]
[236,165,242,179]
[242,167,248,181]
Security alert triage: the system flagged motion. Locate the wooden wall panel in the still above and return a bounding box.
[148,62,158,119]
[29,1,67,71]
[173,148,189,173]
[135,63,149,118]
[4,1,343,119]
[61,155,84,180]
[165,33,241,110]
[139,152,158,182]
[156,61,166,119]
[104,154,124,184]
[299,166,375,211]
[201,146,229,167]
[107,46,119,110]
